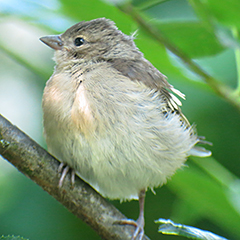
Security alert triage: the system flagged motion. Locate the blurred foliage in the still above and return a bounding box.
[0,0,240,240]
[0,236,29,240]
[156,218,228,239]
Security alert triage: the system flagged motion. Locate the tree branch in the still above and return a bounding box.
[0,114,150,240]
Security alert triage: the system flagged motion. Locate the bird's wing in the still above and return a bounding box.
[108,58,189,126]
[108,58,212,157]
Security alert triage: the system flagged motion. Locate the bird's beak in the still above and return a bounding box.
[40,35,63,50]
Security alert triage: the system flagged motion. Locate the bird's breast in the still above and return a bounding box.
[71,82,97,136]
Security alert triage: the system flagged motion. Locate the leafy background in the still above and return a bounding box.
[0,0,240,239]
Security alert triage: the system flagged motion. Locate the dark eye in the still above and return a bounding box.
[74,37,85,46]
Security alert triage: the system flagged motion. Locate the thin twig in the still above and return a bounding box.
[118,3,240,112]
[232,28,240,94]
[134,0,168,11]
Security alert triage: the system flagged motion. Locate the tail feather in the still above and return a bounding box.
[189,136,212,157]
[189,146,212,157]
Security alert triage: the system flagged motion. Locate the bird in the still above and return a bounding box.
[40,18,211,240]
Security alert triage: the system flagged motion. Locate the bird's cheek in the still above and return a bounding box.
[53,50,70,65]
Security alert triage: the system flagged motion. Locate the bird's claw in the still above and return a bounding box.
[114,218,144,240]
[58,163,75,188]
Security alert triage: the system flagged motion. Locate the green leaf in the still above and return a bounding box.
[168,164,240,239]
[189,0,240,48]
[188,0,214,30]
[155,21,225,58]
[203,0,240,30]
[156,218,228,239]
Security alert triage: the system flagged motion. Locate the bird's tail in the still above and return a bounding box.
[189,136,212,157]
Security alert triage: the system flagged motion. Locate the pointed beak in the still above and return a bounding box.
[40,35,63,50]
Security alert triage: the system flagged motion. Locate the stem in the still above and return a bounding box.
[135,0,168,11]
[232,27,240,93]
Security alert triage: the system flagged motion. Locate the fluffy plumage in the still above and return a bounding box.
[40,18,211,239]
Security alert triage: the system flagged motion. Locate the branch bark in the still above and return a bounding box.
[0,114,150,240]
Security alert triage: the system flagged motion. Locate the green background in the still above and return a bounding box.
[0,0,240,239]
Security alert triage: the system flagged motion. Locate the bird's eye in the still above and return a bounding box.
[74,37,85,46]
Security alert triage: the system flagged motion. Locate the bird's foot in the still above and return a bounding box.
[58,162,75,188]
[114,217,144,240]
